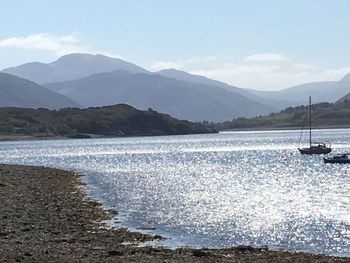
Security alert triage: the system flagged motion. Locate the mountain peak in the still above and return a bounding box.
[2,53,148,84]
[158,68,186,73]
[158,68,200,76]
[53,52,92,61]
[53,53,120,63]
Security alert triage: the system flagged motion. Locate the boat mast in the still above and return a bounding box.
[309,96,312,148]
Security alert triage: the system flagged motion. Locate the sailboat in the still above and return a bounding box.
[298,96,331,155]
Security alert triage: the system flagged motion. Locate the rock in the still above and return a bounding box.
[235,245,257,253]
[108,250,123,256]
[192,250,210,257]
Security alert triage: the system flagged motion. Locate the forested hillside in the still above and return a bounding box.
[215,100,350,130]
[0,104,217,138]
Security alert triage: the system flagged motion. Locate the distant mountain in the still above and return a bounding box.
[157,69,350,109]
[157,69,292,109]
[248,73,350,105]
[45,70,275,122]
[7,53,349,121]
[0,72,79,109]
[2,53,148,84]
[0,104,217,137]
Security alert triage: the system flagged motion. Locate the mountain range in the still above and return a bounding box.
[2,53,350,122]
[156,69,292,109]
[248,74,350,106]
[44,70,274,122]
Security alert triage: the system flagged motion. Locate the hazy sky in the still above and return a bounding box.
[1,0,350,90]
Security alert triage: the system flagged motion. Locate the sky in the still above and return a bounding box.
[1,0,350,90]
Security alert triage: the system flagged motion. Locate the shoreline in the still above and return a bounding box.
[0,164,349,262]
[1,125,350,142]
[220,125,350,132]
[0,131,213,142]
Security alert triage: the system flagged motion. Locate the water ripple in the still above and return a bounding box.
[1,129,350,255]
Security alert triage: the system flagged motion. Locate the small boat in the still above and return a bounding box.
[299,143,332,155]
[298,96,331,155]
[324,153,350,164]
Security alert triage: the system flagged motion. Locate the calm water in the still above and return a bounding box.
[1,129,350,255]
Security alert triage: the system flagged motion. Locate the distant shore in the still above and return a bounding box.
[0,164,348,262]
[220,125,350,132]
[0,131,215,142]
[0,134,100,142]
[0,135,65,142]
[1,125,350,142]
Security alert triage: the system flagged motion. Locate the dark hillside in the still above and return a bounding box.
[215,100,350,130]
[0,104,217,138]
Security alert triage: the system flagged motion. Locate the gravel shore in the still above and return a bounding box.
[0,164,349,262]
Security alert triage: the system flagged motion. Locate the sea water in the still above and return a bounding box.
[1,129,350,256]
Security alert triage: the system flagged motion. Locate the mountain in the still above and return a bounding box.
[2,53,148,84]
[214,99,350,130]
[9,53,349,120]
[4,53,350,115]
[2,54,279,120]
[157,69,288,109]
[45,70,275,122]
[158,69,350,109]
[248,73,350,105]
[0,104,217,137]
[0,72,79,109]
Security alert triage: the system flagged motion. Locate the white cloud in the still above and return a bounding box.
[150,52,350,90]
[191,63,285,90]
[191,63,350,90]
[179,52,350,90]
[244,53,288,62]
[0,32,90,56]
[184,56,218,64]
[149,56,219,71]
[293,64,316,71]
[321,67,350,79]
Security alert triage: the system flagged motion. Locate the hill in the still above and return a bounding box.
[45,70,275,122]
[2,53,147,84]
[215,100,350,130]
[0,104,217,138]
[0,72,79,109]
